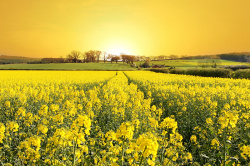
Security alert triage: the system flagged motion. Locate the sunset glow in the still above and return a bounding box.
[102,40,134,55]
[107,47,130,56]
[0,0,250,58]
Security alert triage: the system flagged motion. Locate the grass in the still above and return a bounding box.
[0,62,136,70]
[0,59,249,70]
[136,59,250,68]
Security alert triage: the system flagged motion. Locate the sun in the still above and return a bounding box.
[108,47,131,55]
[103,40,133,56]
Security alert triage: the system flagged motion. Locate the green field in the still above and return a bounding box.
[136,59,250,69]
[0,59,249,70]
[0,62,136,70]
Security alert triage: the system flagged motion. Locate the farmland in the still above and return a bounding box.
[0,71,250,165]
[0,63,136,71]
[0,59,249,70]
[136,59,250,69]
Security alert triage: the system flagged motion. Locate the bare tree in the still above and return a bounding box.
[89,50,96,62]
[108,54,114,63]
[85,52,90,63]
[103,52,107,63]
[67,50,82,63]
[96,50,101,63]
[82,52,87,63]
[85,50,96,62]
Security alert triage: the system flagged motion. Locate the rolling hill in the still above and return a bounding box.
[0,55,41,64]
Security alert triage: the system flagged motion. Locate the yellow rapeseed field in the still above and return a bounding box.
[0,70,249,165]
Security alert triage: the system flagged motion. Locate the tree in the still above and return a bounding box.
[96,50,101,63]
[82,52,87,63]
[121,54,129,64]
[128,55,136,64]
[140,55,147,61]
[67,50,81,63]
[141,57,151,68]
[90,50,96,62]
[85,50,96,63]
[108,54,114,63]
[158,55,165,60]
[121,54,136,64]
[169,55,179,60]
[85,51,90,63]
[112,55,120,63]
[103,52,107,63]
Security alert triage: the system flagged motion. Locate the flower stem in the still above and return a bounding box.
[139,146,147,166]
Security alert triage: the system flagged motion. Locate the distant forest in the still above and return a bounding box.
[183,53,250,62]
[217,53,250,62]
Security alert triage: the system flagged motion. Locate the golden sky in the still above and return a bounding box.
[0,0,250,58]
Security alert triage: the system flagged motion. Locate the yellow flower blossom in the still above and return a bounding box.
[6,121,19,134]
[190,135,197,144]
[0,123,5,143]
[160,117,177,133]
[116,122,134,140]
[211,138,220,147]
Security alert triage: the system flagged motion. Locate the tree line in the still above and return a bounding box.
[66,50,102,63]
[66,50,178,64]
[43,51,250,65]
[66,50,143,64]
